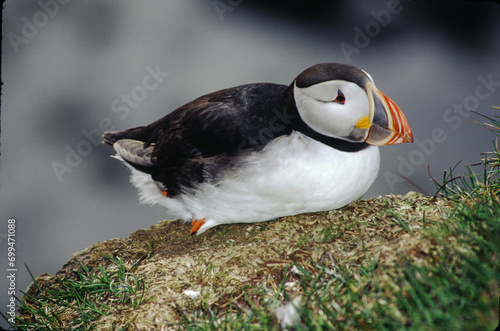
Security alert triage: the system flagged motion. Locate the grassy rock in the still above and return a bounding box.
[16,192,499,330]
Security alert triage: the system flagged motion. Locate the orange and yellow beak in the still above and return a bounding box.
[361,84,413,146]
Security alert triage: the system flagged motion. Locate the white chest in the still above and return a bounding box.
[179,131,380,223]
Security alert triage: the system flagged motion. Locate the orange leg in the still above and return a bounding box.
[190,218,206,235]
[155,183,168,197]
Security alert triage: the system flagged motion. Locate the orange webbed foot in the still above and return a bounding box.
[190,219,206,235]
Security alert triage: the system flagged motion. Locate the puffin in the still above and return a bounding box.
[102,63,413,235]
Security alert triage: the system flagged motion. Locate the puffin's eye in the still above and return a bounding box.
[333,90,346,104]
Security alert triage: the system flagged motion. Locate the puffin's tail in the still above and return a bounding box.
[102,131,120,147]
[102,131,156,174]
[102,126,148,147]
[102,126,158,174]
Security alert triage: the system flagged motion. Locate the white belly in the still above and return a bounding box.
[123,131,380,233]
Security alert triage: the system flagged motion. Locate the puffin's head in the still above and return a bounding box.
[293,63,413,145]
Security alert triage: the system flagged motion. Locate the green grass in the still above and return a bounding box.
[431,110,500,202]
[177,199,499,329]
[2,255,147,330]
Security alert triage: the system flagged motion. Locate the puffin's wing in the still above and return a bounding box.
[103,83,290,195]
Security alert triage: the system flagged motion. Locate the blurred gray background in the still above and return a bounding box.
[1,1,499,326]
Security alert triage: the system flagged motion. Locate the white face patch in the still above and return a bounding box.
[294,80,370,141]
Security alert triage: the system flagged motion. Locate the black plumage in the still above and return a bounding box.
[294,63,370,89]
[103,83,293,196]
